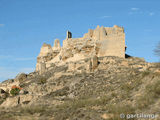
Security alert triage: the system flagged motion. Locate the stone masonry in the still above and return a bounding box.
[36,25,126,73]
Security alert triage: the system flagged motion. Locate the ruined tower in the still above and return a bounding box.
[36,25,126,72]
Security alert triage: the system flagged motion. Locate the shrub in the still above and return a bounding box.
[10,85,22,96]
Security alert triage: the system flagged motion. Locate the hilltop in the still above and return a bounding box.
[0,25,160,120]
[0,56,160,120]
[36,25,125,74]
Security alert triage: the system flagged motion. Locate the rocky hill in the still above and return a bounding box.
[36,25,125,74]
[0,56,160,120]
[0,25,160,120]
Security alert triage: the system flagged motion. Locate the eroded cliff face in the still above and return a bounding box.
[36,25,125,73]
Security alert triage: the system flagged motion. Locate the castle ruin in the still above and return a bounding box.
[36,25,126,73]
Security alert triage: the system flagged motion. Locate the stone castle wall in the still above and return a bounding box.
[36,25,126,73]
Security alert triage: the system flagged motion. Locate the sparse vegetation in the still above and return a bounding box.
[141,70,150,78]
[146,80,160,97]
[10,85,22,96]
[137,94,154,110]
[106,104,136,120]
[136,79,160,110]
[37,76,47,84]
[20,105,46,114]
[0,56,160,120]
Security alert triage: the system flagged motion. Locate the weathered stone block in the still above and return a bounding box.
[52,39,61,51]
[91,55,98,69]
[39,62,46,75]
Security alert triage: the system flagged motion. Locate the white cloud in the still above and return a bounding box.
[0,24,4,27]
[99,16,112,19]
[129,8,140,15]
[149,12,155,16]
[129,8,155,17]
[131,8,139,11]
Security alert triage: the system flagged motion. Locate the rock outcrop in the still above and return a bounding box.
[36,25,126,73]
[1,25,160,120]
[0,55,160,120]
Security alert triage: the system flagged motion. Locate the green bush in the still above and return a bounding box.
[10,88,20,96]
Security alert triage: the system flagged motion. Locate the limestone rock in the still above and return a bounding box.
[36,43,54,72]
[88,29,94,37]
[15,73,27,82]
[0,94,34,107]
[68,62,76,71]
[38,43,53,57]
[52,39,61,51]
[91,55,98,69]
[38,62,46,75]
[100,26,107,40]
[60,48,73,61]
[19,89,29,95]
[1,96,20,107]
[92,25,100,40]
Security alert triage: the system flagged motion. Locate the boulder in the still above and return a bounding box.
[0,95,33,107]
[19,89,29,95]
[0,96,20,107]
[15,73,27,82]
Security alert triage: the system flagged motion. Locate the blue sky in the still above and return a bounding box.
[0,0,160,81]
